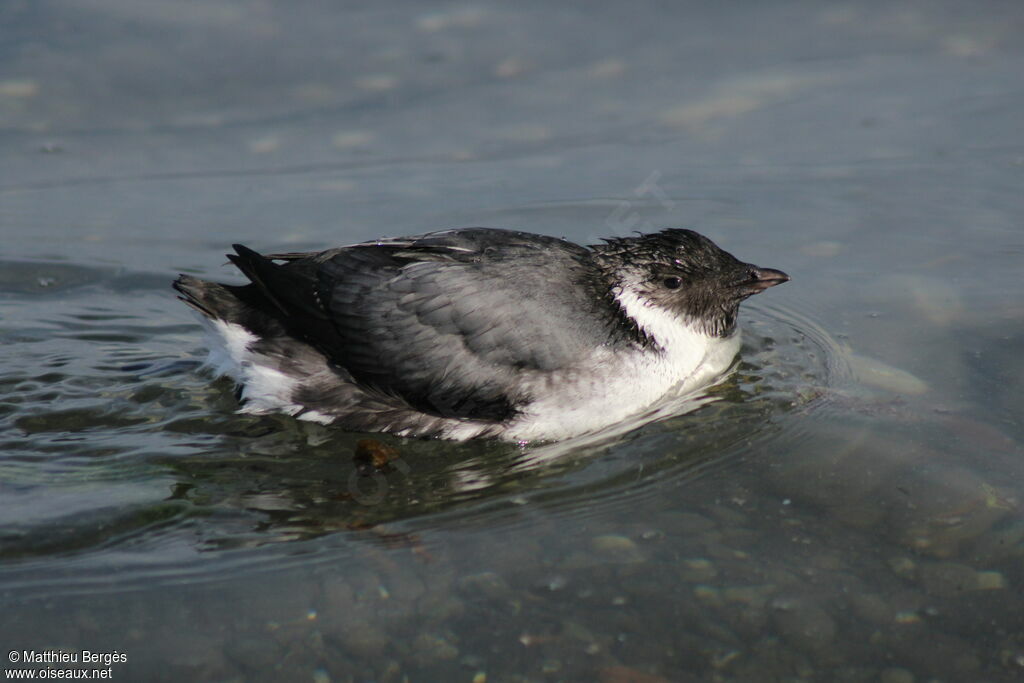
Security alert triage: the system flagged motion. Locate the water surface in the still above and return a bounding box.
[2,1,1024,680]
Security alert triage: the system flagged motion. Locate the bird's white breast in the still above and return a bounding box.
[504,288,740,441]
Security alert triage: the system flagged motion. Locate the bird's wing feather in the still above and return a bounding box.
[252,229,630,420]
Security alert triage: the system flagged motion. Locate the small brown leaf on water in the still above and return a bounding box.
[354,438,400,469]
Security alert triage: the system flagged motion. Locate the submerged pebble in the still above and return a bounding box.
[974,570,1007,590]
[847,592,895,625]
[597,665,672,683]
[918,561,982,597]
[415,7,485,31]
[494,57,528,78]
[660,511,717,534]
[588,59,626,79]
[693,585,723,605]
[331,130,375,149]
[892,469,1013,558]
[247,136,280,154]
[722,584,776,608]
[888,556,917,580]
[591,535,644,563]
[678,558,718,582]
[411,632,459,665]
[918,561,1008,595]
[335,623,389,660]
[416,593,465,621]
[223,635,284,671]
[0,79,38,98]
[771,597,837,652]
[879,667,915,683]
[845,351,929,395]
[457,571,513,601]
[354,74,399,91]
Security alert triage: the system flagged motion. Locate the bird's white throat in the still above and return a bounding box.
[612,285,736,378]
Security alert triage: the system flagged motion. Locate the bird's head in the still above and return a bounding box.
[594,229,789,338]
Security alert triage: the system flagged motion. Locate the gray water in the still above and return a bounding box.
[3,1,1023,681]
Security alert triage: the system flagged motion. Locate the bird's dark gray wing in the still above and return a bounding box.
[296,229,635,421]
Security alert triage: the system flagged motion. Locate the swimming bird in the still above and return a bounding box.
[173,228,788,441]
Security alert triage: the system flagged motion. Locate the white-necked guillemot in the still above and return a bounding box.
[173,228,788,441]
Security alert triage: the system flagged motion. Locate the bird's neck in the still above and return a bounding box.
[612,286,720,353]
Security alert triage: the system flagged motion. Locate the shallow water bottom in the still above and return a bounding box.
[6,409,1024,682]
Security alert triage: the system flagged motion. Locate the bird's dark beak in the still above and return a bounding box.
[751,267,790,291]
[739,266,790,294]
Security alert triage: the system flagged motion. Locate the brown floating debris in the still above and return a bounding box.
[354,438,400,469]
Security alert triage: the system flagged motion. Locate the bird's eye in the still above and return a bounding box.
[663,276,682,290]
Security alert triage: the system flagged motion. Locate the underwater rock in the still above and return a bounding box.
[770,596,836,653]
[660,511,717,534]
[918,561,981,597]
[918,561,1007,596]
[847,592,896,625]
[457,571,513,602]
[890,468,1013,559]
[677,558,719,582]
[721,584,777,609]
[334,623,389,660]
[223,636,284,672]
[846,352,929,395]
[879,667,915,683]
[597,665,672,683]
[591,535,645,563]
[411,632,459,665]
